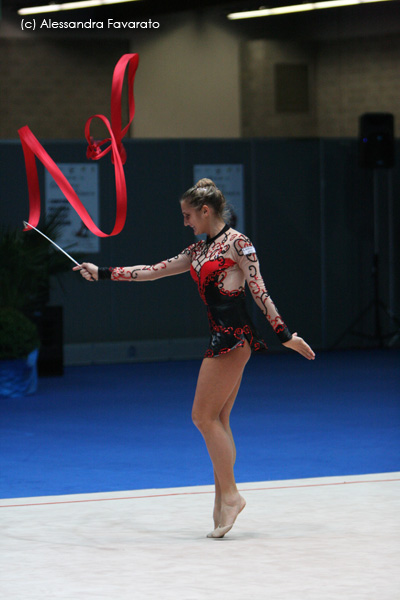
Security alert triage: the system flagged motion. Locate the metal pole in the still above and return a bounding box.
[387,170,395,327]
[372,171,382,345]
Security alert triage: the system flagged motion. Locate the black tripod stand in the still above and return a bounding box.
[333,169,400,348]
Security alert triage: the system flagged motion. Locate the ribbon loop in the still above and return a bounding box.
[19,53,139,238]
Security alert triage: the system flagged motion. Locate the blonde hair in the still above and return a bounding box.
[181,178,228,221]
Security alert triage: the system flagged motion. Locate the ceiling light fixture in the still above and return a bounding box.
[227,0,392,19]
[18,0,142,16]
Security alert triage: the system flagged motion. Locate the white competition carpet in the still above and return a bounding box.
[1,473,399,600]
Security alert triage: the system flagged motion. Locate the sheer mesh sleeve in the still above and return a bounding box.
[109,247,193,281]
[232,235,292,343]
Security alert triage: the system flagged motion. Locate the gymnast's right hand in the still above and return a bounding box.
[73,262,98,281]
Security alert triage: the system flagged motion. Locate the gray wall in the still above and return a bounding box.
[241,32,400,138]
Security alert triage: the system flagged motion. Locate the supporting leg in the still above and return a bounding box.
[212,375,242,529]
[192,343,250,537]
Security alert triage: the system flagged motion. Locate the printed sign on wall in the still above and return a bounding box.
[45,163,100,254]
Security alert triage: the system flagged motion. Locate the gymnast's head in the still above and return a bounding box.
[180,179,227,222]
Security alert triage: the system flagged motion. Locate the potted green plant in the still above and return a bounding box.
[0,307,40,397]
[0,214,76,395]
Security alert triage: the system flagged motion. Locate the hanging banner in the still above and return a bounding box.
[45,163,99,254]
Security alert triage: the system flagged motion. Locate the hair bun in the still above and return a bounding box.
[195,178,216,189]
[181,178,227,221]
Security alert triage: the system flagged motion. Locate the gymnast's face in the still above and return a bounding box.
[181,200,209,236]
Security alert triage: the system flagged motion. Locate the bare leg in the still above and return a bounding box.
[212,375,242,529]
[192,343,250,537]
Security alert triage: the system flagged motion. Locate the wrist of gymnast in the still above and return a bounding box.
[277,327,292,343]
[98,267,114,280]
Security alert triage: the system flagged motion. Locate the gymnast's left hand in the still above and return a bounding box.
[73,262,98,281]
[282,333,315,360]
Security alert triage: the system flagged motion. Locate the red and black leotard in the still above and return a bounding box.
[100,224,292,357]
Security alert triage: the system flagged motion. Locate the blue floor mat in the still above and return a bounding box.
[1,349,399,498]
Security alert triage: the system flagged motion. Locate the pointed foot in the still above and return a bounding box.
[207,524,233,539]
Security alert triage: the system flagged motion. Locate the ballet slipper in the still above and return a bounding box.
[213,505,221,531]
[207,524,232,538]
[206,496,246,538]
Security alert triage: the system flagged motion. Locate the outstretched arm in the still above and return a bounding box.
[73,248,192,282]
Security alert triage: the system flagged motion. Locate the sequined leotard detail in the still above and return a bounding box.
[106,226,292,357]
[187,225,291,356]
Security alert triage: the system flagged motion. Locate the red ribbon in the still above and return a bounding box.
[18,53,139,238]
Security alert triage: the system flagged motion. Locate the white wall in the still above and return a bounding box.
[129,12,242,138]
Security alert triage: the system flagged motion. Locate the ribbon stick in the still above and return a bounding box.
[18,53,139,238]
[23,221,80,266]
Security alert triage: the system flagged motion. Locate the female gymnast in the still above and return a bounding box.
[74,179,315,538]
